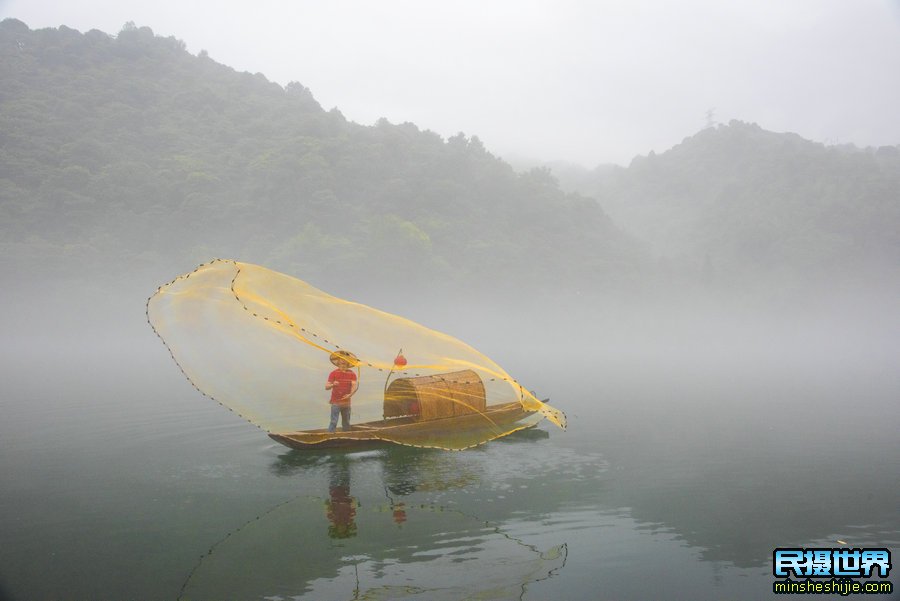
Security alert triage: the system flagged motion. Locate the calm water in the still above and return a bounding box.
[1,333,898,600]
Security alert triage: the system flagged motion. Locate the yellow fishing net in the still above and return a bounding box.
[147,260,565,450]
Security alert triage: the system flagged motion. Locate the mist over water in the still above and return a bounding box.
[1,17,898,600]
[1,270,897,599]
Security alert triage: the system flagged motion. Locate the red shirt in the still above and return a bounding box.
[328,368,357,405]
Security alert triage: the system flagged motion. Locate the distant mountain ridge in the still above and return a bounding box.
[554,121,900,287]
[1,19,897,304]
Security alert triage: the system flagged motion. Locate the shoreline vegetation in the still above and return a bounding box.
[1,19,897,353]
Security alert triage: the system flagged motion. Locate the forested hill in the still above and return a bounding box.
[0,19,639,301]
[3,19,896,313]
[556,122,900,289]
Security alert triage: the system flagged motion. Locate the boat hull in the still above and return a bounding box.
[268,402,537,450]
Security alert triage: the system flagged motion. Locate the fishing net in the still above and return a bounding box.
[147,260,565,450]
[179,493,567,600]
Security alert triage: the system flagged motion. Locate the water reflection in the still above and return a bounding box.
[326,458,357,539]
[582,394,900,569]
[4,339,898,600]
[181,439,568,600]
[178,394,898,601]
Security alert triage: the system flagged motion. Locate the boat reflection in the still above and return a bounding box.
[180,436,567,600]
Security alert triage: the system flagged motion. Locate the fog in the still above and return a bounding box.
[4,265,897,420]
[2,4,895,392]
[5,265,898,585]
[3,0,900,165]
[2,5,899,599]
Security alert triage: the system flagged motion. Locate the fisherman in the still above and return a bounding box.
[326,350,358,432]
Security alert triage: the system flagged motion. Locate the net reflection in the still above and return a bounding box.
[180,444,566,600]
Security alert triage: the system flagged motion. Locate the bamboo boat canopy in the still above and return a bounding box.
[147,260,566,449]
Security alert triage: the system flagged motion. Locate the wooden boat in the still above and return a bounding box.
[268,370,542,450]
[269,401,538,450]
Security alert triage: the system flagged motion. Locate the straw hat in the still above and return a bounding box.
[329,350,359,367]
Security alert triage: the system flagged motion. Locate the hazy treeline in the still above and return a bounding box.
[551,122,900,294]
[0,19,638,305]
[1,20,898,355]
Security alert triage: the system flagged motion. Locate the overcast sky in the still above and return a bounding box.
[3,0,899,166]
